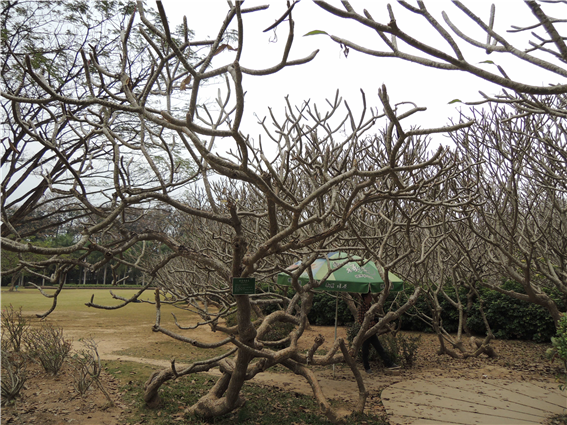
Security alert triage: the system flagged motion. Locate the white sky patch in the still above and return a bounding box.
[156,0,566,147]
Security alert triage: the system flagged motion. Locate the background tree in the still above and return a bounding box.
[403,199,498,359]
[451,103,567,325]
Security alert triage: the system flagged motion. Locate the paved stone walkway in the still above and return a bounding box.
[382,378,566,424]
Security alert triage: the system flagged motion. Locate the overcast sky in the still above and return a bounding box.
[155,0,566,149]
[5,1,565,204]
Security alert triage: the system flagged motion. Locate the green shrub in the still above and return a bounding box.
[552,315,567,366]
[307,293,353,326]
[0,348,27,406]
[400,282,562,342]
[1,305,29,353]
[467,282,559,342]
[548,314,567,390]
[394,333,421,367]
[377,333,421,368]
[24,323,72,376]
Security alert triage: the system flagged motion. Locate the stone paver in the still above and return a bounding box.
[381,378,566,425]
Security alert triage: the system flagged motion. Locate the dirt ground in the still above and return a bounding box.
[1,314,563,425]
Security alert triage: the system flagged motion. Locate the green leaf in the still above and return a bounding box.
[448,99,462,104]
[479,60,495,65]
[303,30,329,37]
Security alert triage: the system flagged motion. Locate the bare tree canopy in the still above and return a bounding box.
[312,0,567,308]
[313,1,567,108]
[0,1,478,421]
[2,1,566,421]
[451,102,567,325]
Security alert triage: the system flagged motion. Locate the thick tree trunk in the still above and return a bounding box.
[144,369,175,408]
[469,337,498,358]
[343,293,358,321]
[185,232,256,418]
[8,273,18,292]
[282,358,343,424]
[185,370,246,418]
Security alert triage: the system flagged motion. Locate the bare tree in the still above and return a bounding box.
[1,0,152,290]
[1,1,142,237]
[403,200,498,359]
[343,147,499,359]
[337,132,466,352]
[451,103,567,325]
[1,1,474,421]
[312,0,567,327]
[312,1,567,99]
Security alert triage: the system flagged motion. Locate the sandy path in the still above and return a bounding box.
[93,325,399,417]
[90,325,566,424]
[82,323,380,399]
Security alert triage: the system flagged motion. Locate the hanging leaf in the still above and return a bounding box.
[448,99,462,104]
[303,30,329,36]
[479,60,495,65]
[179,75,191,91]
[340,42,350,58]
[8,140,20,154]
[212,43,236,57]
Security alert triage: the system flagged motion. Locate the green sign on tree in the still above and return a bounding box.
[232,277,256,295]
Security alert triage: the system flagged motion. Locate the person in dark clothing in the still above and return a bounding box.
[357,291,400,373]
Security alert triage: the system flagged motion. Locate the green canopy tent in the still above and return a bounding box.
[277,251,404,293]
[277,252,404,376]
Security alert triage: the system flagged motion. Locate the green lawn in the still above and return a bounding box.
[1,287,155,315]
[0,287,203,349]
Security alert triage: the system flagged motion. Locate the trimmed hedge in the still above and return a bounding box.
[306,293,353,326]
[263,281,564,343]
[466,281,561,343]
[399,281,563,343]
